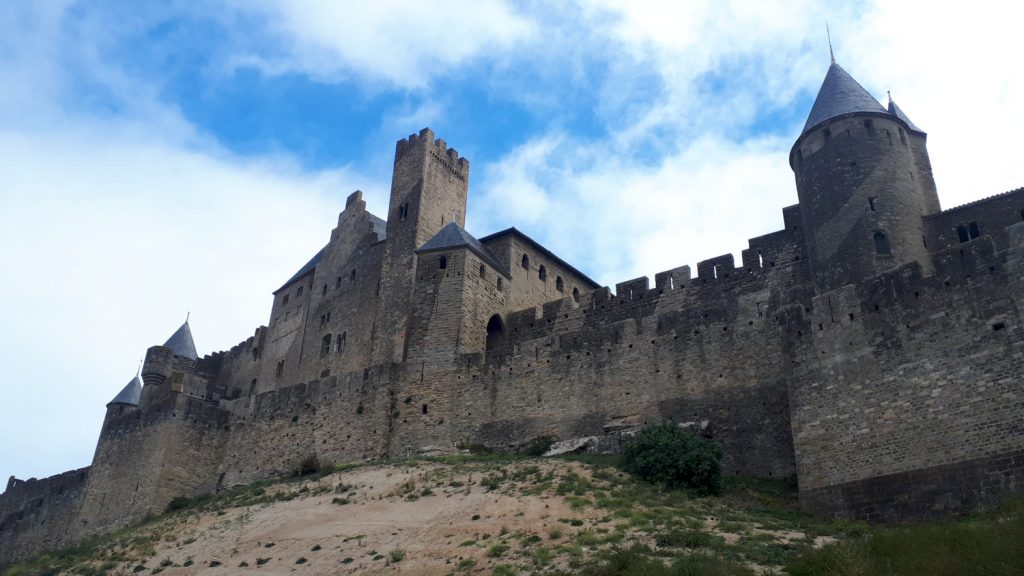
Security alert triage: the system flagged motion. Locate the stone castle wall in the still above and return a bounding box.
[0,468,90,566]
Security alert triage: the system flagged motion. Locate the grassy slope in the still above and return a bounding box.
[3,455,1022,576]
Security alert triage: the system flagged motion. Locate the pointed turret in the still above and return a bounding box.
[163,321,198,360]
[802,62,887,136]
[107,373,143,407]
[887,97,923,133]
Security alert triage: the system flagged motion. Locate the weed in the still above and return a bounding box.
[388,548,406,562]
[295,557,307,564]
[487,543,509,557]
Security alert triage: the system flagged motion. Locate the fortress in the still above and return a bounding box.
[2,60,1023,565]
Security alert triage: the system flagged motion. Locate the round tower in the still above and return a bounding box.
[790,62,939,293]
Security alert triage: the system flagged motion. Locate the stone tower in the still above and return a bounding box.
[790,61,940,292]
[372,128,470,364]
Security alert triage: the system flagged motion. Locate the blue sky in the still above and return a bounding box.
[1,1,1021,484]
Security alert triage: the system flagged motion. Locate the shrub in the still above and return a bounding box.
[621,423,723,495]
[521,435,556,456]
[388,548,406,562]
[295,454,321,476]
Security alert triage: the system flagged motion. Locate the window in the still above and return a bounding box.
[496,278,503,291]
[297,286,303,297]
[957,225,969,243]
[868,197,876,212]
[521,254,530,269]
[350,268,356,282]
[275,360,284,377]
[873,231,891,256]
[337,332,347,354]
[538,265,547,281]
[398,203,409,220]
[479,264,486,278]
[336,277,342,289]
[556,276,564,292]
[322,284,328,296]
[899,127,906,144]
[850,162,860,178]
[439,255,447,269]
[823,128,831,142]
[320,334,331,357]
[572,287,580,303]
[282,294,290,306]
[969,221,980,239]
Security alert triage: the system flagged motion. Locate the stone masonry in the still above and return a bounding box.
[2,60,1023,566]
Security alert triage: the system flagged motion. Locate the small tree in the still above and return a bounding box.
[621,422,723,495]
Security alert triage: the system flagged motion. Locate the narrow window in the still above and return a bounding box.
[1019,208,1024,221]
[322,284,328,296]
[320,334,331,357]
[850,162,860,178]
[823,128,831,142]
[521,254,530,269]
[864,119,874,133]
[422,404,428,415]
[479,264,486,278]
[572,287,580,303]
[297,286,303,297]
[957,225,969,243]
[282,294,290,306]
[275,360,284,377]
[335,276,342,289]
[337,332,347,354]
[398,203,409,220]
[249,379,257,396]
[496,278,503,291]
[873,231,891,256]
[868,197,876,212]
[538,265,547,281]
[350,268,356,282]
[556,276,564,292]
[439,255,447,269]
[899,127,906,144]
[969,221,981,239]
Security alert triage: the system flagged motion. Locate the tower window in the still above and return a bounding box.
[322,284,328,296]
[496,278,503,291]
[572,287,580,303]
[275,360,284,377]
[486,314,506,351]
[957,225,969,243]
[899,127,906,144]
[336,276,342,289]
[1019,208,1024,221]
[398,203,409,220]
[350,268,356,282]
[521,254,530,269]
[439,255,448,269]
[868,197,876,212]
[556,276,564,292]
[479,264,486,278]
[823,128,832,142]
[282,294,290,306]
[969,222,981,239]
[320,334,332,357]
[538,265,547,281]
[297,286,303,297]
[850,162,860,178]
[873,232,891,256]
[337,332,347,354]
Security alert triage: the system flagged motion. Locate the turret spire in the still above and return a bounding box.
[827,23,835,64]
[163,319,198,360]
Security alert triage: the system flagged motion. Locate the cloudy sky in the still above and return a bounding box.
[1,1,1021,484]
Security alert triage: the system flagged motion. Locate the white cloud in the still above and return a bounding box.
[226,0,537,89]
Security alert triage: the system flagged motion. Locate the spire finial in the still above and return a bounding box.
[887,90,893,104]
[185,311,190,323]
[826,23,835,64]
[137,358,143,376]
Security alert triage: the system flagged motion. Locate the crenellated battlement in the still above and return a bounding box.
[395,127,470,173]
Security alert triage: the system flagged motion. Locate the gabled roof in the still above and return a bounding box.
[107,374,142,407]
[416,222,509,276]
[274,213,387,294]
[163,321,198,360]
[802,62,887,135]
[478,227,601,289]
[887,98,924,133]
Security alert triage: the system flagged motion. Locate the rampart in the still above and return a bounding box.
[0,468,90,566]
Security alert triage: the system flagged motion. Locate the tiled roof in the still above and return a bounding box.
[417,222,509,276]
[163,321,198,360]
[107,374,142,406]
[887,99,924,133]
[802,63,887,135]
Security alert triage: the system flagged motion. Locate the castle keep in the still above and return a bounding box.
[2,61,1023,565]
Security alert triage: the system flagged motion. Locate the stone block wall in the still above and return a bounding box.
[0,468,90,566]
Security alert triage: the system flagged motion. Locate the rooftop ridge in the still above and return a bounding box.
[930,186,1024,214]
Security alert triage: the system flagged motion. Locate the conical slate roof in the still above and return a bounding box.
[163,321,198,360]
[108,373,142,407]
[887,98,923,133]
[417,221,508,274]
[802,62,887,135]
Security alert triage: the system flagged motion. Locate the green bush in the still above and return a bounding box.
[621,423,723,495]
